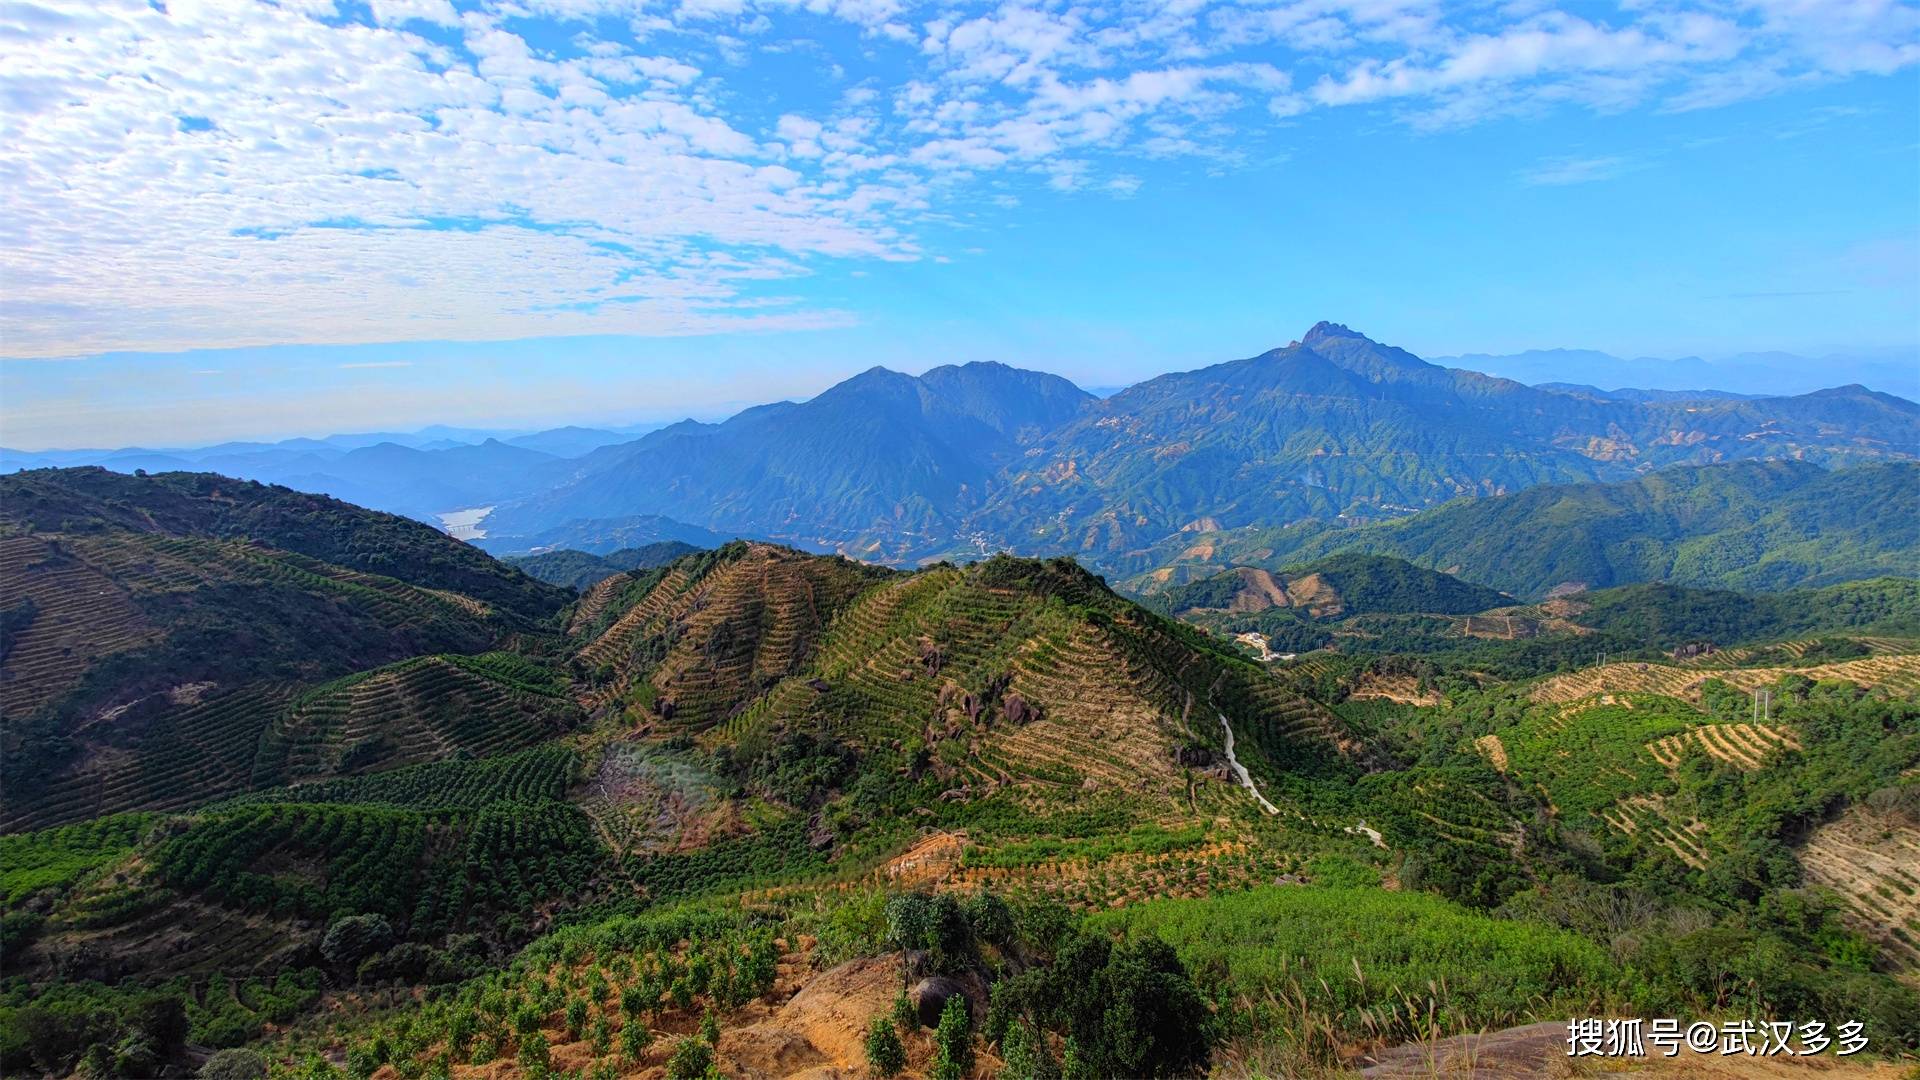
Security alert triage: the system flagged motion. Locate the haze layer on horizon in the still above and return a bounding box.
[2,0,1916,450]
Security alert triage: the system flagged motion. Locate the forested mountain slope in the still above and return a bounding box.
[965,322,1919,563]
[1123,458,1920,599]
[13,327,1913,574]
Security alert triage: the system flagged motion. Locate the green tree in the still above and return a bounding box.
[321,914,394,973]
[517,1031,551,1079]
[199,1048,269,1080]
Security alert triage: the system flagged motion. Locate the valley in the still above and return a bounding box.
[1,464,1917,1078]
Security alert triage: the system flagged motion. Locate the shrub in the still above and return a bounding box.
[516,1031,550,1077]
[322,914,394,973]
[864,1016,906,1078]
[664,1036,716,1080]
[988,932,1210,1078]
[933,995,973,1080]
[998,1018,1058,1080]
[619,1021,653,1063]
[199,1048,268,1080]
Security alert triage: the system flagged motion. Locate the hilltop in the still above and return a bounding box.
[507,542,703,590]
[1159,553,1510,620]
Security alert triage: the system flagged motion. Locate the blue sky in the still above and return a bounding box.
[1,0,1916,449]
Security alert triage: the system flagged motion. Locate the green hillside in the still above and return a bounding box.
[1125,459,1920,599]
[0,468,568,621]
[6,476,1920,1079]
[507,542,702,590]
[0,469,577,832]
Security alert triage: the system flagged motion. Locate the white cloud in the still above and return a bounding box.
[1519,154,1639,185]
[0,0,1914,359]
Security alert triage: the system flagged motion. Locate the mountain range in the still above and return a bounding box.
[6,324,1916,580]
[476,324,1920,569]
[0,425,664,523]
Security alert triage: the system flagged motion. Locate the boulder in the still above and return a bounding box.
[911,976,971,1029]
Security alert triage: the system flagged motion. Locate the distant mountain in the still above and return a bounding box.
[508,541,703,589]
[967,323,1919,564]
[505,426,647,458]
[1162,554,1510,621]
[2,433,582,521]
[267,438,578,519]
[1121,459,1920,600]
[482,361,1095,560]
[1533,383,1758,403]
[10,326,1916,569]
[1432,346,1920,399]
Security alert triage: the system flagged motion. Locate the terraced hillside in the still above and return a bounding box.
[1529,651,1920,704]
[251,654,580,787]
[0,468,574,831]
[1798,805,1920,974]
[9,465,1920,1079]
[0,652,584,833]
[572,541,892,722]
[0,468,566,620]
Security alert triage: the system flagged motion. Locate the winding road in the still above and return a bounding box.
[1218,712,1280,815]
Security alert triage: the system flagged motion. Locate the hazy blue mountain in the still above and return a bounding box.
[9,326,1916,569]
[481,361,1095,560]
[1434,345,1920,399]
[505,426,638,458]
[1535,383,1758,403]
